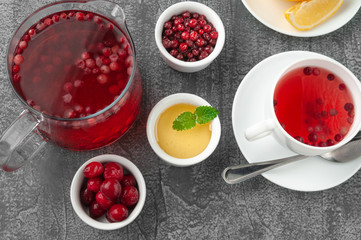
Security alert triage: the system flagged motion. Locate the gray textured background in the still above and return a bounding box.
[1,0,361,239]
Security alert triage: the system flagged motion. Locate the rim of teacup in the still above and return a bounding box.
[146,93,221,167]
[154,1,225,72]
[70,154,146,230]
[269,57,361,153]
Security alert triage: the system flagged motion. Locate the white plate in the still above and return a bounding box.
[232,51,361,191]
[241,0,361,37]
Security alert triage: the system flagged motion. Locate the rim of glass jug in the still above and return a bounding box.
[6,0,138,122]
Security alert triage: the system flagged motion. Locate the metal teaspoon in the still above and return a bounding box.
[222,132,361,184]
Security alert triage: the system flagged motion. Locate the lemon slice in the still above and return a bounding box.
[285,0,344,31]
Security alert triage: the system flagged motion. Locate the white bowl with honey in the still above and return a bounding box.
[146,93,221,167]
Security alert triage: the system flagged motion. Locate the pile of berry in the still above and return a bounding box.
[80,161,139,222]
[162,11,218,62]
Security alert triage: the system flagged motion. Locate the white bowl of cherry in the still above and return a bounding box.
[70,154,146,230]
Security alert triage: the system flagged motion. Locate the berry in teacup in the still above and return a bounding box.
[273,66,355,147]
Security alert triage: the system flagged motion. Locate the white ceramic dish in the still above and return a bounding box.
[70,154,146,230]
[147,93,221,167]
[155,1,225,72]
[241,0,361,37]
[232,51,361,192]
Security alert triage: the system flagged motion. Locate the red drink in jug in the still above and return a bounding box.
[10,11,142,150]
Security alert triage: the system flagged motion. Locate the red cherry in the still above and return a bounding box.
[87,177,103,192]
[89,201,106,219]
[44,18,53,26]
[94,16,102,24]
[121,174,137,187]
[120,185,139,206]
[86,13,94,20]
[63,82,73,92]
[14,54,24,65]
[80,188,94,206]
[181,31,190,40]
[100,178,122,201]
[100,65,110,74]
[13,65,20,73]
[179,43,188,52]
[75,12,85,21]
[102,47,112,57]
[83,161,104,178]
[106,204,128,222]
[189,31,198,41]
[81,52,91,60]
[95,191,114,210]
[52,14,60,22]
[97,74,109,84]
[188,18,198,28]
[109,62,119,71]
[210,31,218,39]
[103,162,124,181]
[19,41,28,50]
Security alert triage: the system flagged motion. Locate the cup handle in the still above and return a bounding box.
[0,110,46,171]
[244,119,275,141]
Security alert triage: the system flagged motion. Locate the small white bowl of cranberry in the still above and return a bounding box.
[155,1,225,73]
[70,154,146,230]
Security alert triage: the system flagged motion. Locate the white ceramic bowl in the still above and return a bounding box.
[146,93,221,167]
[155,1,225,73]
[70,154,146,230]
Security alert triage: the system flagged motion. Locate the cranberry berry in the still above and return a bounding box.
[89,201,106,219]
[121,174,137,187]
[106,204,128,222]
[162,11,218,62]
[100,178,122,201]
[80,161,140,223]
[83,161,104,178]
[87,177,103,192]
[121,185,139,207]
[95,191,114,210]
[103,162,124,181]
[80,188,94,206]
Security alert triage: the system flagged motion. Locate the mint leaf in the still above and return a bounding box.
[194,106,219,124]
[172,112,196,131]
[172,106,219,131]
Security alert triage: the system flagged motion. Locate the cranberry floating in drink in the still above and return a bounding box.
[273,66,355,147]
[1,1,142,171]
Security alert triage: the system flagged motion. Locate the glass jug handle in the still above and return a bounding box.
[85,0,126,23]
[0,110,46,171]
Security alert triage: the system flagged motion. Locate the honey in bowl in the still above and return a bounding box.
[156,104,212,158]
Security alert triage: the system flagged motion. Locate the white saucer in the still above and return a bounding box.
[232,51,361,191]
[241,0,361,37]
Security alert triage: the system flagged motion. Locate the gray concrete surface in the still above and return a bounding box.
[1,0,361,239]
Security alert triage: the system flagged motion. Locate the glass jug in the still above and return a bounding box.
[1,0,142,171]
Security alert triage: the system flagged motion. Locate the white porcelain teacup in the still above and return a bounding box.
[245,56,361,156]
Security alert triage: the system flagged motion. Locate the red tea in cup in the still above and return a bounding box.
[273,66,355,147]
[9,10,142,150]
